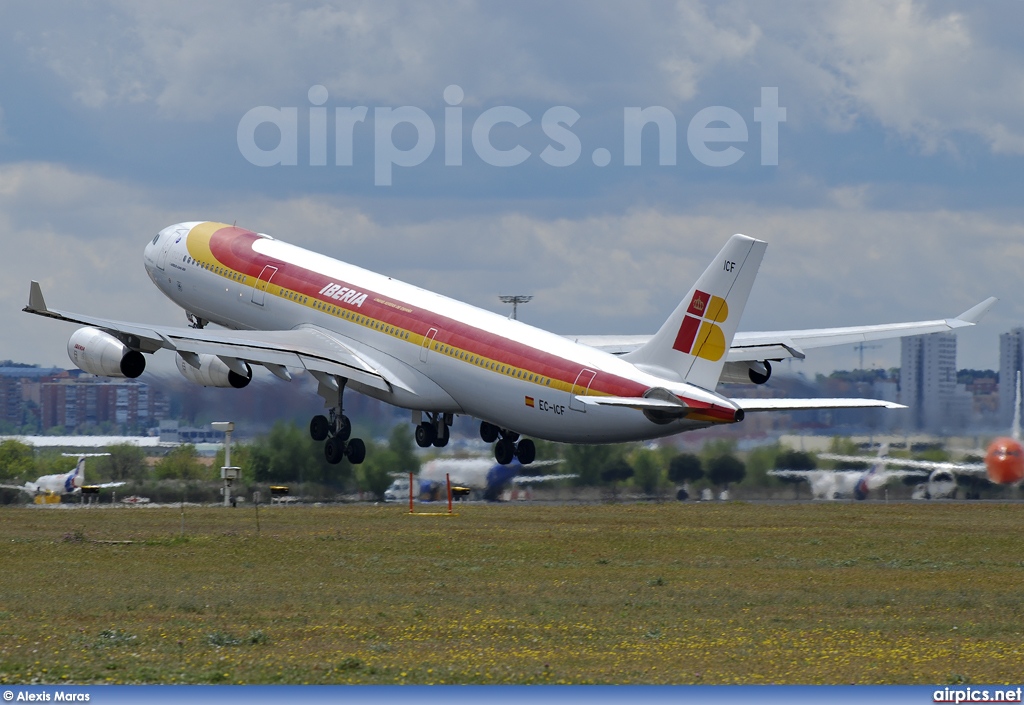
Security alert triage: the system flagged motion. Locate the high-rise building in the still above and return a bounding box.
[998,328,1024,427]
[900,332,969,432]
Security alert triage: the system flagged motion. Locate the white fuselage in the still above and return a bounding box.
[143,222,740,443]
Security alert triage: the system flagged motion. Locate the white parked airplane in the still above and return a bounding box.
[0,454,123,498]
[770,445,930,500]
[24,222,995,467]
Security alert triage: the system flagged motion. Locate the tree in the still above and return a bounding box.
[668,453,703,484]
[775,449,817,471]
[707,454,745,489]
[97,444,149,482]
[155,445,207,480]
[388,424,419,476]
[0,440,35,481]
[631,448,664,495]
[565,444,618,486]
[600,459,634,484]
[248,422,349,487]
[358,443,396,500]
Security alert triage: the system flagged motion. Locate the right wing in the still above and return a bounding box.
[567,298,997,361]
[819,453,987,476]
[24,281,406,394]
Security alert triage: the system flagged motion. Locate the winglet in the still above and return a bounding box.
[25,281,48,313]
[954,297,997,325]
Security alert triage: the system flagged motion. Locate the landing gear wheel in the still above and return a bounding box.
[310,415,329,442]
[515,438,536,465]
[415,422,436,448]
[345,438,366,465]
[432,423,450,448]
[494,438,515,465]
[325,436,346,465]
[480,421,499,444]
[336,415,352,442]
[504,430,520,443]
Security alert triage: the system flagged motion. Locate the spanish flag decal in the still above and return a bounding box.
[525,396,535,408]
[672,289,729,361]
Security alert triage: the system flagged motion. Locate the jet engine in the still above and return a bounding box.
[719,360,772,385]
[67,327,145,378]
[175,353,252,388]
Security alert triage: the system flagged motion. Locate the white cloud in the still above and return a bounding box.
[13,0,1024,158]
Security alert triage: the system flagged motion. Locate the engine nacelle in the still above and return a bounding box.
[175,353,251,388]
[719,360,772,385]
[67,327,145,379]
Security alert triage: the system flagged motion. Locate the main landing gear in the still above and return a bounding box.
[414,412,452,448]
[309,379,365,465]
[480,421,535,465]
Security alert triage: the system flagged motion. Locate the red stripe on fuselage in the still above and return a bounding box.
[204,226,735,421]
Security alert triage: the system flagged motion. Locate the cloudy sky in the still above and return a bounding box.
[1,0,1021,378]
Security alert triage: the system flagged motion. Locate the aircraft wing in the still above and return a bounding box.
[732,398,905,411]
[24,282,401,394]
[511,473,577,485]
[566,297,997,361]
[819,454,987,475]
[0,483,29,493]
[85,482,128,489]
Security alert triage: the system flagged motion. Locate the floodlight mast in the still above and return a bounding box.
[211,421,236,507]
[499,295,533,321]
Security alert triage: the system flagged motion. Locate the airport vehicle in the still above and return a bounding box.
[24,222,994,466]
[384,456,573,502]
[823,374,1024,497]
[770,445,930,500]
[0,454,124,500]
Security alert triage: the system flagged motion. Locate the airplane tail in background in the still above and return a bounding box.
[623,234,766,390]
[65,457,86,493]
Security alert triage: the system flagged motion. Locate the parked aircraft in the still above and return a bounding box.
[822,373,1024,497]
[770,445,930,500]
[24,222,995,466]
[387,456,572,502]
[0,454,122,499]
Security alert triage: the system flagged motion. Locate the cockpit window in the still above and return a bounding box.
[152,233,161,245]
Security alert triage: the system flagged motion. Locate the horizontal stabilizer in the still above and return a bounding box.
[733,398,905,411]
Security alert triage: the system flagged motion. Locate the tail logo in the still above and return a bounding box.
[672,289,729,361]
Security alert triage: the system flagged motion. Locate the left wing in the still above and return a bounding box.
[567,297,997,361]
[25,282,404,394]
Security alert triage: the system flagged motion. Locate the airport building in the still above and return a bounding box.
[899,332,972,432]
[0,366,167,433]
[998,327,1024,427]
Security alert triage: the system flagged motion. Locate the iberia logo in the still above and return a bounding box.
[672,289,729,361]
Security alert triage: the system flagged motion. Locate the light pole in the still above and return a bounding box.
[212,421,238,507]
[499,295,533,321]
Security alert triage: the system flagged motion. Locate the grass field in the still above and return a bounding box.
[0,501,1022,685]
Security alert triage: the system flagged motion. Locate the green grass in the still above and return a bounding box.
[0,502,1022,684]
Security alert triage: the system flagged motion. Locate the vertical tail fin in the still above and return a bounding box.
[623,234,766,389]
[73,457,85,488]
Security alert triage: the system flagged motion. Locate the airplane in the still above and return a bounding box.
[0,454,124,500]
[23,222,996,467]
[384,456,573,502]
[820,372,1024,497]
[770,444,930,500]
